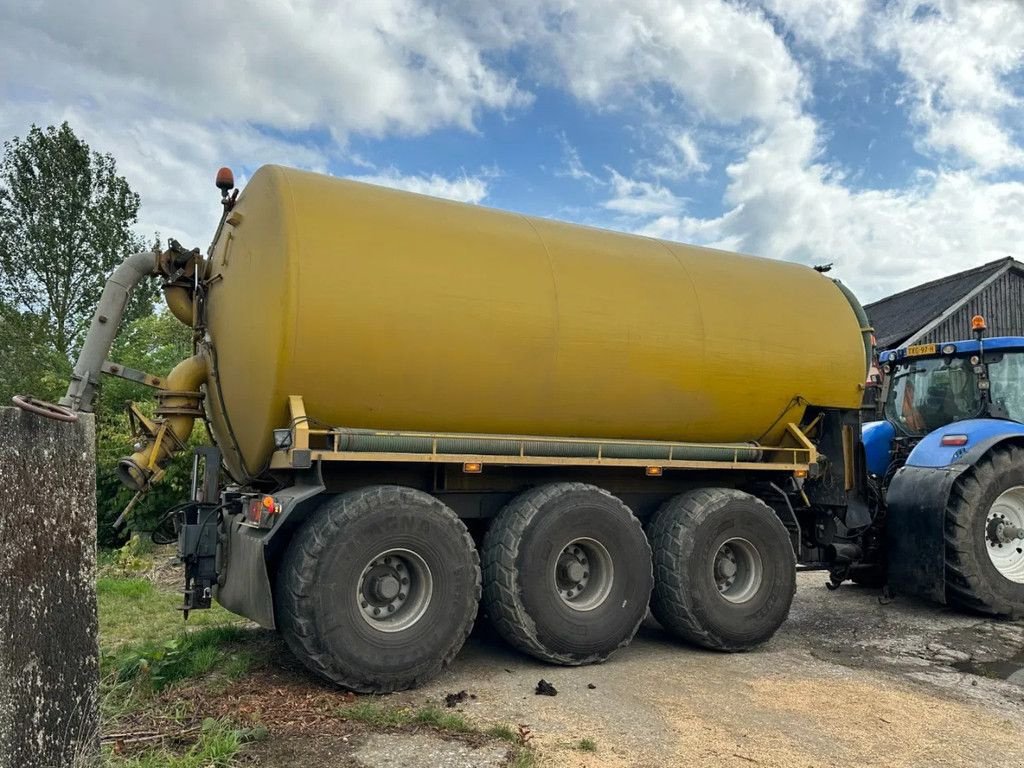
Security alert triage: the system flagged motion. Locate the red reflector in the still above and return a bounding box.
[940,434,968,447]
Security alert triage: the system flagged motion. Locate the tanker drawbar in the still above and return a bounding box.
[18,163,933,694]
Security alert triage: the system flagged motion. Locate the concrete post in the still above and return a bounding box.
[0,407,99,768]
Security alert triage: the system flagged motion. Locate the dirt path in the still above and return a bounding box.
[231,571,1024,767]
[392,572,1024,768]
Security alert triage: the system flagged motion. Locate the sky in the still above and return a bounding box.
[1,0,1023,302]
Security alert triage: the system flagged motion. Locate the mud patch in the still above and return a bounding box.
[954,652,1024,685]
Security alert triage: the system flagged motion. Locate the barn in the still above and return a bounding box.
[866,257,1024,351]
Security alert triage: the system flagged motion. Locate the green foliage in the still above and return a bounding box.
[575,738,598,752]
[0,122,192,545]
[97,573,245,665]
[485,724,518,742]
[102,718,245,768]
[410,706,474,733]
[107,625,250,694]
[107,534,151,577]
[0,121,157,357]
[0,302,68,402]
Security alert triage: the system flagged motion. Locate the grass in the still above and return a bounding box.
[485,724,518,743]
[102,719,245,768]
[340,702,473,733]
[576,737,598,752]
[104,625,253,693]
[340,701,536,763]
[98,576,245,661]
[98,547,536,767]
[98,551,258,767]
[510,749,539,768]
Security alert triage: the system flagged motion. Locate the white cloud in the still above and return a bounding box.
[350,169,490,203]
[640,131,711,180]
[925,111,1024,172]
[602,170,684,217]
[760,0,870,60]
[0,0,528,247]
[0,1,530,139]
[637,117,1024,300]
[878,1,1024,171]
[2,0,1022,305]
[537,0,806,124]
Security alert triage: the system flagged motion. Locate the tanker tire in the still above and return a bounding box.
[647,488,795,651]
[945,445,1024,617]
[482,483,653,665]
[275,486,480,693]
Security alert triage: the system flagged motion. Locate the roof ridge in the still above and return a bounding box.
[865,256,1017,309]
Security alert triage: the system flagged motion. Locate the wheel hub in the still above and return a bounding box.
[554,538,614,612]
[712,538,764,604]
[357,549,432,632]
[985,486,1024,583]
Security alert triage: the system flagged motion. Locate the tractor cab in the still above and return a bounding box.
[881,338,1024,438]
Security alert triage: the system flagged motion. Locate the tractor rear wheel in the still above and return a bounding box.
[946,445,1024,617]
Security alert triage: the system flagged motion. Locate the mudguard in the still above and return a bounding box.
[903,419,1024,468]
[886,419,1024,603]
[215,468,325,629]
[885,463,968,603]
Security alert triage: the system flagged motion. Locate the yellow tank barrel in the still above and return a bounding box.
[174,166,869,482]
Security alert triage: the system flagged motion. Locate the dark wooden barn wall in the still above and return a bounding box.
[919,270,1024,344]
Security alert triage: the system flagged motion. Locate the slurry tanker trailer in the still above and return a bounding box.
[16,165,1024,692]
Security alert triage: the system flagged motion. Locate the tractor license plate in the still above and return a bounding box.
[907,343,937,357]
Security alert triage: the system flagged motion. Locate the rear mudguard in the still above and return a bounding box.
[214,468,325,629]
[885,463,968,603]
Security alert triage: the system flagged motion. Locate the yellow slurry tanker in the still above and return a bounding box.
[21,166,880,692]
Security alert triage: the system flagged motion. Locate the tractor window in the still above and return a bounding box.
[885,357,984,435]
[989,352,1024,423]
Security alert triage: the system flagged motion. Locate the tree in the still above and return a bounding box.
[0,122,157,359]
[0,301,68,403]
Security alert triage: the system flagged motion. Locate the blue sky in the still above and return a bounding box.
[2,0,1023,301]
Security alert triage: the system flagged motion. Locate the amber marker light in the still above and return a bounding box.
[463,462,483,473]
[794,468,809,478]
[216,166,235,192]
[972,314,987,332]
[645,466,663,476]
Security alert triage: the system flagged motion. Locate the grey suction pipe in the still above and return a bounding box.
[59,251,160,412]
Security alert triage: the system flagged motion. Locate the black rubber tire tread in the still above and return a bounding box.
[482,482,652,666]
[945,444,1024,618]
[275,485,481,693]
[647,487,796,651]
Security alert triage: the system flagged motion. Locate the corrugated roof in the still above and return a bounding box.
[866,257,1019,349]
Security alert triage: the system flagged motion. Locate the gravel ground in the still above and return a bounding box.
[381,571,1024,768]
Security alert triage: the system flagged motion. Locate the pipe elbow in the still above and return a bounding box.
[163,284,195,327]
[117,353,209,491]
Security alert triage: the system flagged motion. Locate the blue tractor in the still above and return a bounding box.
[842,316,1024,614]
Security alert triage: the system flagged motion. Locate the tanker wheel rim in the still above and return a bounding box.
[713,537,764,604]
[553,537,614,612]
[356,548,433,632]
[985,486,1024,584]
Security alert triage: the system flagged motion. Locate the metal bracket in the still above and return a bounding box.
[102,360,166,389]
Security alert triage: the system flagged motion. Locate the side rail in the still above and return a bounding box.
[268,396,818,479]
